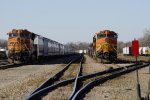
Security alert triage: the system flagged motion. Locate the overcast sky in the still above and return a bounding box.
[0,0,150,43]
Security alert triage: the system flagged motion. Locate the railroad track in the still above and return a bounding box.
[25,55,83,100]
[0,59,9,65]
[0,60,24,69]
[25,58,149,100]
[0,55,79,70]
[0,64,17,69]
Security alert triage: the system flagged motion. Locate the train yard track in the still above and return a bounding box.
[25,55,149,100]
[0,60,9,65]
[0,60,18,69]
[0,55,79,70]
[0,59,28,70]
[25,54,83,100]
[0,64,23,70]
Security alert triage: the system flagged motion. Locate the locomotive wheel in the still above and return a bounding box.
[103,52,109,59]
[8,58,14,64]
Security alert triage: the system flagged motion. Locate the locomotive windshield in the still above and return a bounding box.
[107,34,118,38]
[9,33,18,38]
[20,33,30,38]
[97,34,106,39]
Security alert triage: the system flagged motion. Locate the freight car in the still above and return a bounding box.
[7,29,74,63]
[78,50,88,54]
[122,46,150,56]
[91,30,118,61]
[139,47,150,56]
[123,47,132,55]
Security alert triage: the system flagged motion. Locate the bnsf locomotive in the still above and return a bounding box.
[91,30,118,61]
[7,29,74,63]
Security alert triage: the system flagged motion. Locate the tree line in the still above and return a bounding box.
[65,42,90,51]
[0,39,7,48]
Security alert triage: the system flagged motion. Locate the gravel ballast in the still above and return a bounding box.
[1,55,149,100]
[0,64,65,100]
[84,64,150,100]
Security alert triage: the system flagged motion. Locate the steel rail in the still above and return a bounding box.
[25,62,141,100]
[0,63,24,69]
[68,56,84,100]
[72,63,149,100]
[29,55,81,95]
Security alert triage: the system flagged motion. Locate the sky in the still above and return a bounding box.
[0,0,150,44]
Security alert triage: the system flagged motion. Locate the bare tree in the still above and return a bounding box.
[138,28,150,47]
[65,42,90,50]
[0,39,7,48]
[117,41,125,53]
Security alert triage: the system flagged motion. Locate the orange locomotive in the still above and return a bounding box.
[93,30,118,61]
[7,29,35,62]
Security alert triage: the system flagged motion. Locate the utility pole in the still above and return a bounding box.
[136,57,141,100]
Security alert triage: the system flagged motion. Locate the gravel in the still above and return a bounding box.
[42,55,135,100]
[42,84,74,100]
[83,55,132,74]
[83,55,107,74]
[84,65,150,100]
[42,63,80,100]
[0,63,65,100]
[1,55,149,100]
[118,54,150,62]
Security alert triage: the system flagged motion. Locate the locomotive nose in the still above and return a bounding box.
[17,38,20,42]
[105,38,109,43]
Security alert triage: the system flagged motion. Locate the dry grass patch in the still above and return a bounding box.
[42,84,74,100]
[0,65,65,100]
[60,64,80,80]
[84,66,150,100]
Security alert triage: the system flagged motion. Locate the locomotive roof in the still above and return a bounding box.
[7,29,64,45]
[96,30,117,35]
[7,29,32,34]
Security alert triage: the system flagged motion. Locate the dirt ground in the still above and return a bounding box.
[0,55,149,100]
[0,63,66,100]
[118,54,150,62]
[42,62,81,100]
[84,61,150,100]
[42,55,135,100]
[42,55,108,99]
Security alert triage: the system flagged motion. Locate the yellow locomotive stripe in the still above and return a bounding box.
[96,43,117,47]
[96,43,117,52]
